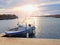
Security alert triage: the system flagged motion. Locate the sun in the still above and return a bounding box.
[13,4,38,13]
[20,5,38,12]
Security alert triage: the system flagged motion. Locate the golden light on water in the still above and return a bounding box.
[19,17,36,25]
[26,17,35,24]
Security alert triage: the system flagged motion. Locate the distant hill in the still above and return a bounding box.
[31,14,60,18]
[0,14,18,20]
[41,14,60,18]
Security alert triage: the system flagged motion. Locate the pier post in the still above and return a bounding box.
[26,33,29,38]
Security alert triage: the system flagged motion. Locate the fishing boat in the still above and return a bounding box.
[5,24,35,37]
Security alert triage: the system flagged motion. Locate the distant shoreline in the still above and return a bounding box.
[31,15,60,18]
[41,15,60,18]
[0,14,18,20]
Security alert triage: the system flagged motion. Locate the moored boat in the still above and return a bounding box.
[5,24,35,37]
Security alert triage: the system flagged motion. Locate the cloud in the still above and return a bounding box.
[38,0,60,4]
[37,0,60,15]
[0,0,22,8]
[0,0,60,8]
[0,8,14,14]
[0,0,60,15]
[0,0,59,8]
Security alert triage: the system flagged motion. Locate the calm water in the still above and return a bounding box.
[0,19,18,33]
[0,17,60,39]
[34,17,60,39]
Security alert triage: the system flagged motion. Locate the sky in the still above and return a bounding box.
[0,0,60,16]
